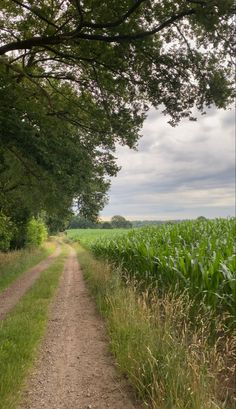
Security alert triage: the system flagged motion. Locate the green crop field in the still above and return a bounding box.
[70,219,236,321]
[67,228,130,248]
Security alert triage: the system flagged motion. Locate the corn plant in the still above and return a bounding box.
[90,219,236,322]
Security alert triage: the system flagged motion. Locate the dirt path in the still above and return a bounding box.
[19,247,141,409]
[0,245,61,321]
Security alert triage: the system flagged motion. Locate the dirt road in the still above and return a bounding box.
[0,245,61,321]
[19,247,141,409]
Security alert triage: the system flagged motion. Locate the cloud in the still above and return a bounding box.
[101,106,235,220]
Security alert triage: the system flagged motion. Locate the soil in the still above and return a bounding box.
[0,246,61,321]
[19,247,142,409]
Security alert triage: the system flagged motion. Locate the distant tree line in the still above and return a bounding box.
[68,215,132,229]
[68,215,202,230]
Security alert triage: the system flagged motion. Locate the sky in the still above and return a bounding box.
[101,106,235,221]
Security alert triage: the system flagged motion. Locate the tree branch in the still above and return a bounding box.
[70,0,84,25]
[186,0,206,5]
[0,8,196,55]
[83,0,147,29]
[10,0,59,29]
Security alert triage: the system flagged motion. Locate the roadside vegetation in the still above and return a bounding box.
[0,241,55,293]
[0,213,49,252]
[73,219,236,409]
[0,246,67,409]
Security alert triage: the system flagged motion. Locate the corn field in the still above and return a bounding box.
[91,219,236,321]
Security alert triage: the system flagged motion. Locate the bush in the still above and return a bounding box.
[0,212,15,251]
[26,218,48,247]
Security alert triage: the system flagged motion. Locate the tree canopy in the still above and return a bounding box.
[0,0,234,236]
[111,215,132,228]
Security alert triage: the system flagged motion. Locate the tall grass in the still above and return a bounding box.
[0,242,56,292]
[76,244,236,409]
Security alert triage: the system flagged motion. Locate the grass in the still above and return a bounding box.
[0,241,56,293]
[75,243,236,409]
[0,245,67,409]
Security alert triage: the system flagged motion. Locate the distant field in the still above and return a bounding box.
[67,228,130,248]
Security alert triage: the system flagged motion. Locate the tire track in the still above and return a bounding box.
[0,245,61,321]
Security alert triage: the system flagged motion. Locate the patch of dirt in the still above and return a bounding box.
[0,246,61,321]
[19,247,142,409]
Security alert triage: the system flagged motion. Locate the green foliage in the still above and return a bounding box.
[68,215,131,229]
[197,216,208,221]
[46,212,72,234]
[0,1,234,126]
[26,218,48,247]
[101,221,113,229]
[0,212,15,251]
[111,215,132,228]
[68,215,97,229]
[0,65,112,229]
[89,219,236,322]
[132,220,167,227]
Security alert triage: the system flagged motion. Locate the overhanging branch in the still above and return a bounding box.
[0,8,195,55]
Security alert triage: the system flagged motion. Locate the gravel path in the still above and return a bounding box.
[0,245,61,321]
[19,247,141,409]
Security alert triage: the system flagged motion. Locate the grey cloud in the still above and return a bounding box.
[102,107,235,220]
[221,109,235,129]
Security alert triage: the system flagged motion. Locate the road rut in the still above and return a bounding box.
[0,245,61,321]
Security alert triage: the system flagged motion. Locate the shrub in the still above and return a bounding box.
[0,212,15,251]
[26,218,48,247]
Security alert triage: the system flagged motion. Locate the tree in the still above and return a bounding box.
[0,64,115,229]
[68,215,96,229]
[1,1,234,122]
[197,216,208,221]
[0,0,234,226]
[111,215,132,228]
[101,221,113,229]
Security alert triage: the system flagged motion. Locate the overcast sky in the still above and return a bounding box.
[101,107,235,220]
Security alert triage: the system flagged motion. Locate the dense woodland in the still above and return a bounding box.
[0,0,234,249]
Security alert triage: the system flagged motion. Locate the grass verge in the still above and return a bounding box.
[0,241,56,293]
[0,245,67,409]
[75,244,236,409]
